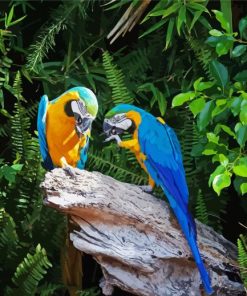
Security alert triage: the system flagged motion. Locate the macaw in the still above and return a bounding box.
[37,86,98,173]
[37,86,98,296]
[103,104,213,295]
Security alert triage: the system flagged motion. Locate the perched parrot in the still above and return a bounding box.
[103,104,213,295]
[37,86,98,296]
[37,86,98,173]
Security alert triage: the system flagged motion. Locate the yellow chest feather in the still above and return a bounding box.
[46,98,87,167]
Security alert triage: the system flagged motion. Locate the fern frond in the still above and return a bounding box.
[37,282,64,296]
[187,35,214,80]
[102,51,133,105]
[6,244,52,296]
[77,287,100,296]
[238,235,247,287]
[0,209,19,261]
[195,189,209,225]
[88,148,146,185]
[26,2,80,73]
[118,48,151,80]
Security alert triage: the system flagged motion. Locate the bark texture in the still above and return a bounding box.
[41,168,245,296]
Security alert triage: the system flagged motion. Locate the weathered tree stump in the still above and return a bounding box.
[41,168,245,296]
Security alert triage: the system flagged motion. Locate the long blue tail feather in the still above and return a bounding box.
[163,188,213,295]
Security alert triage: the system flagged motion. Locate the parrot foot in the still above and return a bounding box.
[139,185,153,193]
[63,165,77,179]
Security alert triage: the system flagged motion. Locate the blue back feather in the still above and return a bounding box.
[136,109,213,294]
[37,95,54,170]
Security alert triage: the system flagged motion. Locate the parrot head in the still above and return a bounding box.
[103,104,140,141]
[61,87,98,137]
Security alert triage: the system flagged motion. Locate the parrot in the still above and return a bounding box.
[103,104,213,295]
[37,86,98,296]
[37,86,98,173]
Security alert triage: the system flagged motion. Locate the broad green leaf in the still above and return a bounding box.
[230,97,242,116]
[234,70,247,82]
[216,99,226,106]
[189,98,205,116]
[209,60,228,90]
[240,183,247,195]
[156,90,167,116]
[216,39,233,56]
[235,123,247,146]
[232,45,247,57]
[212,105,227,117]
[11,164,23,171]
[213,10,230,33]
[203,148,217,155]
[240,104,247,124]
[239,16,247,40]
[140,19,167,38]
[172,91,195,107]
[1,166,17,183]
[215,124,236,138]
[194,78,215,91]
[193,77,203,90]
[177,6,186,36]
[209,165,226,186]
[219,154,229,166]
[197,100,215,131]
[209,29,223,37]
[165,18,175,49]
[220,0,233,34]
[233,165,247,177]
[213,154,229,166]
[207,132,219,144]
[212,173,231,195]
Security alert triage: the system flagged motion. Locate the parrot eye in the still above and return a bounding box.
[77,117,82,124]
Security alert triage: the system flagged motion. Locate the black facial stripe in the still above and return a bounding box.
[64,100,74,117]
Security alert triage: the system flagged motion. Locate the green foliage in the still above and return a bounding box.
[102,51,133,105]
[195,189,209,225]
[172,13,247,197]
[238,234,247,287]
[1,0,247,294]
[5,244,52,296]
[77,287,100,296]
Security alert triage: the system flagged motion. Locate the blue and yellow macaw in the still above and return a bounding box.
[37,86,98,296]
[37,86,98,172]
[103,104,213,295]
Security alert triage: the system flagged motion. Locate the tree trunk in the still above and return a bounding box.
[41,168,245,296]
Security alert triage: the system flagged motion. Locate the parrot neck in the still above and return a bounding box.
[126,110,142,143]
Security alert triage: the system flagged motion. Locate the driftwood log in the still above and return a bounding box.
[41,168,245,296]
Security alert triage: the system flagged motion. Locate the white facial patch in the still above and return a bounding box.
[71,101,84,117]
[114,115,132,131]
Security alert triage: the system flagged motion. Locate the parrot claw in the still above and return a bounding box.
[139,185,153,193]
[63,166,77,179]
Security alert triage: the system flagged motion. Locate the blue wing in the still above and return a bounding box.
[76,136,90,169]
[139,114,189,209]
[138,113,213,294]
[37,95,54,170]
